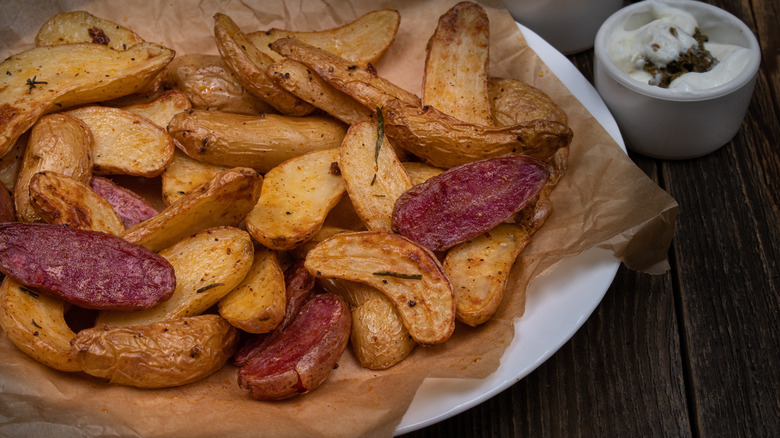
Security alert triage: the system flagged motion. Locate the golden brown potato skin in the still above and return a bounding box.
[14,114,93,223]
[488,77,568,126]
[72,314,238,389]
[168,109,347,173]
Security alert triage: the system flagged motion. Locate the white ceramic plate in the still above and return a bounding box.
[395,24,625,435]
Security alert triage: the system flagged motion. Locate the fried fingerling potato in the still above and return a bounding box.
[0,276,80,372]
[0,133,26,192]
[164,54,276,115]
[121,167,262,252]
[98,226,254,327]
[488,77,568,126]
[245,148,346,251]
[382,99,573,168]
[89,176,159,229]
[66,106,174,177]
[305,231,455,346]
[29,171,125,235]
[72,315,238,389]
[270,38,421,109]
[0,42,174,156]
[0,185,13,223]
[120,89,192,129]
[443,224,531,326]
[161,150,230,207]
[268,58,373,124]
[248,9,400,66]
[218,246,286,334]
[167,109,346,173]
[339,117,412,232]
[424,2,492,125]
[14,114,92,223]
[35,11,144,50]
[319,277,415,370]
[214,13,314,116]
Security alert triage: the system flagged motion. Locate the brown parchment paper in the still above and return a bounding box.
[0,0,679,437]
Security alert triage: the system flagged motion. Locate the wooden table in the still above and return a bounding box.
[402,0,779,436]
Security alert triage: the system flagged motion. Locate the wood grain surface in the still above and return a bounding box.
[402,0,779,436]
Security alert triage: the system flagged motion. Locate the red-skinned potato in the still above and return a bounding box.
[237,293,351,400]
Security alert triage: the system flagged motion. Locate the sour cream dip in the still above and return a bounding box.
[607,2,751,92]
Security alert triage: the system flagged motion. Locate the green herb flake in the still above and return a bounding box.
[19,287,39,299]
[25,75,47,93]
[372,271,422,280]
[196,283,224,293]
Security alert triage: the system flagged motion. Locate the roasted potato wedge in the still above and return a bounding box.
[248,9,400,66]
[214,13,314,116]
[97,226,254,327]
[66,106,174,177]
[245,148,345,251]
[218,246,286,334]
[161,150,230,207]
[72,314,238,389]
[0,222,176,311]
[163,54,276,115]
[488,77,568,126]
[14,114,92,223]
[120,89,192,129]
[270,37,421,110]
[305,231,454,346]
[121,167,261,252]
[0,133,26,192]
[167,109,347,173]
[443,224,531,326]
[319,277,415,370]
[0,276,79,372]
[382,99,573,168]
[29,171,125,235]
[0,185,13,223]
[424,2,492,125]
[402,162,445,186]
[339,117,412,232]
[35,11,145,50]
[268,58,372,124]
[0,42,174,156]
[237,293,351,401]
[288,225,351,260]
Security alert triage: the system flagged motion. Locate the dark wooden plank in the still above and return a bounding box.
[658,0,780,436]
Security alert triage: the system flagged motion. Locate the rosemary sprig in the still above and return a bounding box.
[372,271,422,280]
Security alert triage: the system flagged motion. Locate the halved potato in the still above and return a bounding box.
[120,89,192,129]
[35,11,145,50]
[423,2,492,125]
[29,171,125,235]
[488,77,568,126]
[382,99,573,168]
[121,167,262,252]
[73,314,238,388]
[218,246,286,334]
[270,37,421,109]
[0,276,80,372]
[66,106,174,177]
[443,224,531,326]
[97,226,254,327]
[167,109,346,173]
[245,148,345,251]
[214,13,314,116]
[0,42,174,156]
[268,58,372,124]
[248,9,400,66]
[163,54,276,115]
[305,231,454,346]
[14,114,93,223]
[161,150,230,207]
[339,118,412,232]
[319,277,415,370]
